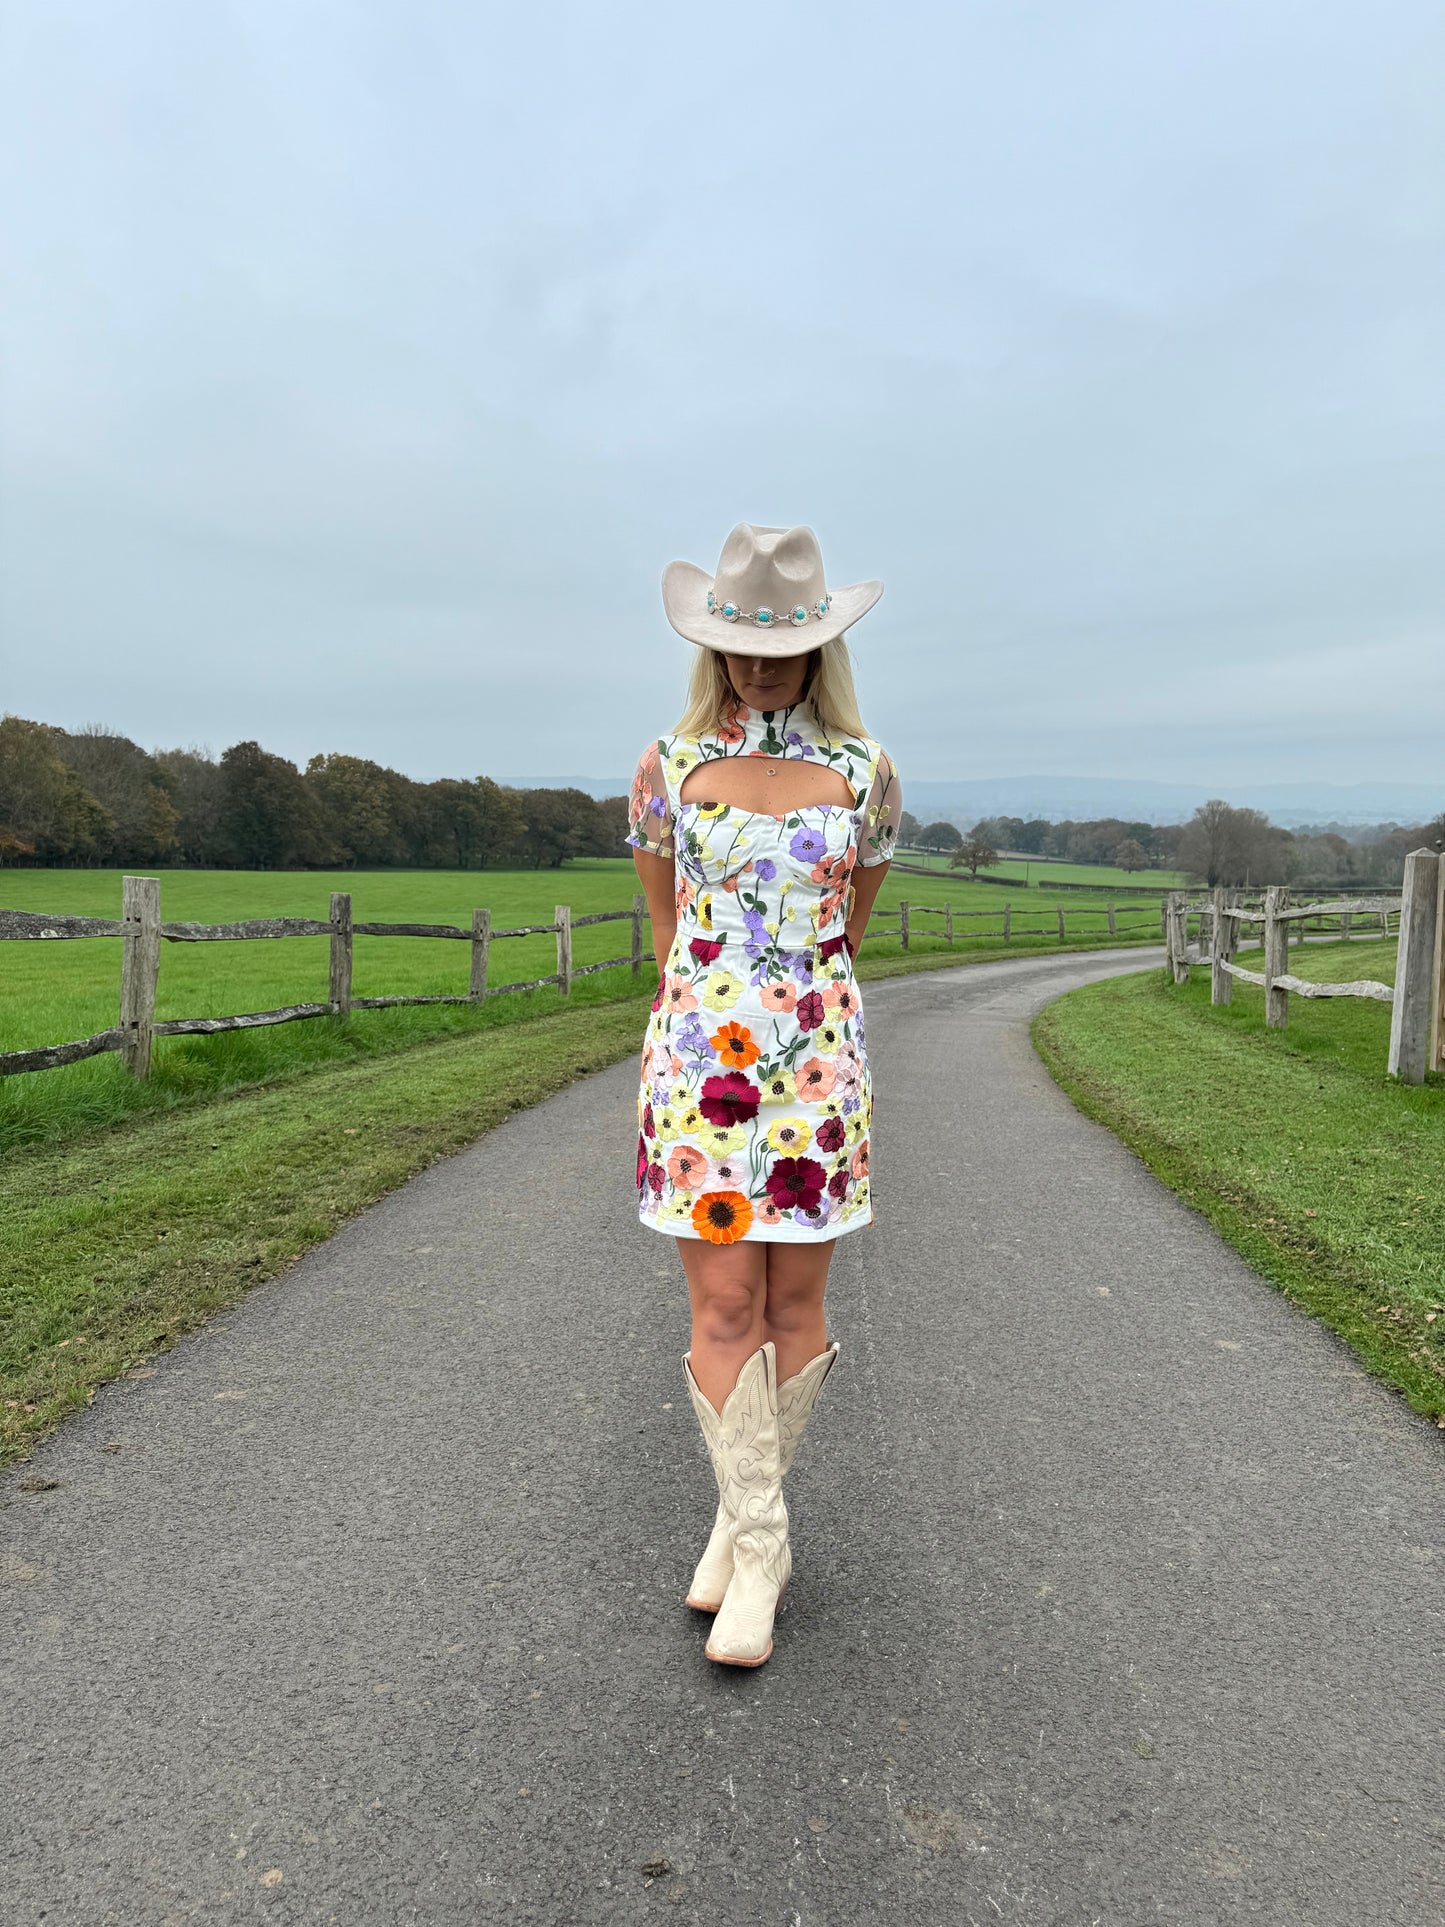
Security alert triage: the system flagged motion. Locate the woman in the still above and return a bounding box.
[627,522,901,1668]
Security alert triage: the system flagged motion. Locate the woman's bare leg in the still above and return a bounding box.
[679,1241,768,1410]
[762,1243,834,1384]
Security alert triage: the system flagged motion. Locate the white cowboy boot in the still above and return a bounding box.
[684,1343,790,1667]
[684,1343,839,1612]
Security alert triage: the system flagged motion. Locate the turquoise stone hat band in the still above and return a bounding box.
[706,591,832,629]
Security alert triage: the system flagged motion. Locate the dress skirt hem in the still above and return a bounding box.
[638,1208,873,1246]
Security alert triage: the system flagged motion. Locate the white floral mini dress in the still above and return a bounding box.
[626,697,901,1244]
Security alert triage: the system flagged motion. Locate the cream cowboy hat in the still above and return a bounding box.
[662,523,883,658]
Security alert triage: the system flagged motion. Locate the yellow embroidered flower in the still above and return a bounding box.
[702,970,742,1011]
[659,1194,694,1226]
[767,1117,812,1154]
[667,746,701,780]
[757,1067,796,1104]
[676,1102,705,1136]
[846,1108,867,1143]
[697,894,715,931]
[655,1108,683,1142]
[697,1122,747,1157]
[667,1081,691,1112]
[695,800,727,819]
[811,1021,844,1056]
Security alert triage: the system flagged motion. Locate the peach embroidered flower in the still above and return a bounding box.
[668,1144,707,1191]
[758,981,797,1014]
[795,1056,836,1101]
[851,1139,870,1180]
[662,975,698,1015]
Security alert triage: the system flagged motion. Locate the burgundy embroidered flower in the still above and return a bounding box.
[642,1102,656,1140]
[828,1167,850,1199]
[636,1135,649,1189]
[818,934,849,963]
[815,1114,846,1155]
[765,1155,827,1213]
[689,937,724,965]
[651,974,666,1013]
[646,1159,666,1196]
[794,989,825,1031]
[699,1071,761,1128]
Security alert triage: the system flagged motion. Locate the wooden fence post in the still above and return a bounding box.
[1263,886,1290,1028]
[329,891,353,1016]
[1210,884,1231,1005]
[555,904,573,995]
[1340,908,1352,943]
[1057,906,1065,940]
[119,875,161,1080]
[1107,903,1116,937]
[631,892,646,976]
[1164,891,1178,981]
[899,901,910,951]
[1160,900,1168,940]
[1387,849,1441,1083]
[469,907,491,1001]
[1003,903,1011,944]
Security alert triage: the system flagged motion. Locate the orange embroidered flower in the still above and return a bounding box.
[758,981,797,1014]
[710,1020,760,1069]
[691,1190,754,1244]
[851,1139,870,1180]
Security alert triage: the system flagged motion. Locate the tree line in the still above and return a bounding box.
[0,716,628,870]
[899,802,1443,888]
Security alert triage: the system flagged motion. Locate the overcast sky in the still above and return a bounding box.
[3,0,1442,789]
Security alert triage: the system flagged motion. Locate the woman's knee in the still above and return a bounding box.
[692,1274,765,1345]
[763,1267,828,1332]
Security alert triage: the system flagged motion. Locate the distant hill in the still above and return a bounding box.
[499,773,1443,830]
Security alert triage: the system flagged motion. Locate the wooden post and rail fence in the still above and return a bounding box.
[0,887,651,1081]
[3,878,1166,1084]
[1161,850,1445,1083]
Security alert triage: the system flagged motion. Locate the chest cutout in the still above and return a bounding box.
[679,754,857,815]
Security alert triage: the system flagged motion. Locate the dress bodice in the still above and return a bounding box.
[626,699,901,986]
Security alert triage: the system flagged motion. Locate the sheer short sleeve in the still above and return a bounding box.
[625,742,675,859]
[858,748,901,867]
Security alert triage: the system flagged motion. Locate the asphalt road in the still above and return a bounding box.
[3,948,1442,1926]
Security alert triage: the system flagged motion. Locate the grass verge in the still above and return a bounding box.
[1033,951,1445,1425]
[1,936,1161,1465]
[0,996,650,1466]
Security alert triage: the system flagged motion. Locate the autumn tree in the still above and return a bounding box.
[218,741,337,868]
[52,725,180,864]
[0,716,111,863]
[918,819,962,853]
[951,830,999,877]
[1178,799,1293,887]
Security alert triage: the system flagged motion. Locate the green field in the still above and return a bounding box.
[1035,939,1445,1421]
[0,862,1161,1149]
[898,848,1189,890]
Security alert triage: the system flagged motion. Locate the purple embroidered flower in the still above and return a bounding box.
[789,825,827,863]
[743,907,768,934]
[753,858,776,881]
[649,796,667,818]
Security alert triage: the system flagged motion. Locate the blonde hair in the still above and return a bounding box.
[674,637,870,741]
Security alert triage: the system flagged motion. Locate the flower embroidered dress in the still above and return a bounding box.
[626,699,901,1244]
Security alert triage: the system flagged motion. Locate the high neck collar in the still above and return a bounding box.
[726,696,822,754]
